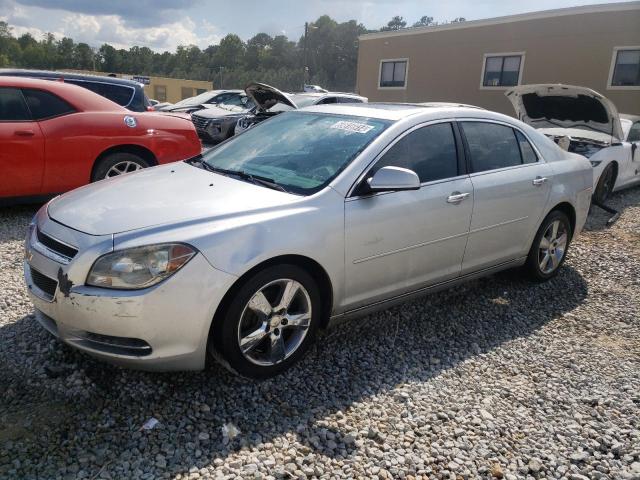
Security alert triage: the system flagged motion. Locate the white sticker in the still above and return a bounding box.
[331,120,374,134]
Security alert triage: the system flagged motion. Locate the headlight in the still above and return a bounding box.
[87,243,196,290]
[590,160,602,167]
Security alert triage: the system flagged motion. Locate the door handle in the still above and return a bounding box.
[447,192,471,204]
[532,176,548,186]
[15,130,35,137]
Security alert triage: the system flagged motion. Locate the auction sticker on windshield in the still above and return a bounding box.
[331,120,375,134]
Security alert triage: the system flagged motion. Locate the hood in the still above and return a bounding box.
[505,84,623,141]
[47,162,297,236]
[192,104,249,119]
[245,82,297,111]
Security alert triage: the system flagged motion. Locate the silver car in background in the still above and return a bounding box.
[23,104,593,378]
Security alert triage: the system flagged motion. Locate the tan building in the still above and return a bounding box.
[64,70,212,104]
[356,2,640,116]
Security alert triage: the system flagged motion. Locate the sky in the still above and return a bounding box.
[0,0,631,51]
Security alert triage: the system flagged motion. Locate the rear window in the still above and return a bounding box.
[22,89,76,120]
[67,80,134,107]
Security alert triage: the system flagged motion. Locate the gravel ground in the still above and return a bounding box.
[1,188,639,480]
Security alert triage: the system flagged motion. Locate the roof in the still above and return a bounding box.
[0,76,127,112]
[360,1,640,41]
[299,102,486,121]
[0,69,144,87]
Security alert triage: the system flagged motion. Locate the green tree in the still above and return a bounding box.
[381,16,407,31]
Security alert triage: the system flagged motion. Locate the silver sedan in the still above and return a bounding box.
[23,103,593,378]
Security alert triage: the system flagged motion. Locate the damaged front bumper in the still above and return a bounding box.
[23,207,237,371]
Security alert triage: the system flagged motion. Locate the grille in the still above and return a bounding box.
[191,114,209,131]
[37,228,78,259]
[30,266,58,298]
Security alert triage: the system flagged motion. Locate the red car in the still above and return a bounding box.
[1,76,201,202]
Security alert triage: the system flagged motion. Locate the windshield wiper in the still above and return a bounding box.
[200,164,289,193]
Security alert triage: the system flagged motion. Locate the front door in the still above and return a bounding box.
[459,121,552,273]
[343,121,473,310]
[0,87,45,197]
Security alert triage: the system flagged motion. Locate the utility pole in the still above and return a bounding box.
[303,22,308,90]
[219,66,224,89]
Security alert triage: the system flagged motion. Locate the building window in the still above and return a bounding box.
[609,48,640,88]
[181,87,194,99]
[196,88,207,95]
[379,59,408,88]
[481,54,523,88]
[154,85,167,102]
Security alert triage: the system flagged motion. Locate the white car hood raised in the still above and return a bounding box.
[505,84,623,141]
[245,82,297,112]
[47,162,298,235]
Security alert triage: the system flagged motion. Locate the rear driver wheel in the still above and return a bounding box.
[525,210,572,282]
[91,152,150,182]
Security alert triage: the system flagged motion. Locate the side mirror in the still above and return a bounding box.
[632,142,637,161]
[366,166,420,193]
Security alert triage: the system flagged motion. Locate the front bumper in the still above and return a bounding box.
[24,210,237,371]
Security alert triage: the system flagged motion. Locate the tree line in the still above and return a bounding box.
[0,14,463,93]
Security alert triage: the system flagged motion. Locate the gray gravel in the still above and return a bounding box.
[1,189,639,480]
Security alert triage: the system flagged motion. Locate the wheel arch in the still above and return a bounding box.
[548,201,576,239]
[209,254,335,348]
[90,144,158,181]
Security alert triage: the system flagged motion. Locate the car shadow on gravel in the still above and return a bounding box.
[0,262,588,478]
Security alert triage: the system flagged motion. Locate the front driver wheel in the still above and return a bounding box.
[525,210,572,282]
[594,163,616,204]
[213,264,322,379]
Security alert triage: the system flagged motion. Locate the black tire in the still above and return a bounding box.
[212,264,322,379]
[525,210,572,282]
[91,152,150,182]
[593,163,616,204]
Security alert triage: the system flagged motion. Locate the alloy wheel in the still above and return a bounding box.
[237,279,312,366]
[538,220,568,274]
[105,161,143,178]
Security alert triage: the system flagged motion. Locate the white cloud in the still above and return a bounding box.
[59,13,220,51]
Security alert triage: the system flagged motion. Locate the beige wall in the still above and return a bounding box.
[143,77,212,104]
[357,5,640,115]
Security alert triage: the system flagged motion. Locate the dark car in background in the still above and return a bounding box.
[235,83,368,134]
[158,89,245,113]
[0,69,151,112]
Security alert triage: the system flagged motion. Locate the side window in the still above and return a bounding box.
[317,97,338,105]
[515,130,538,164]
[628,121,640,142]
[338,97,363,104]
[22,89,75,120]
[222,94,245,107]
[373,123,459,183]
[0,87,31,121]
[461,122,523,172]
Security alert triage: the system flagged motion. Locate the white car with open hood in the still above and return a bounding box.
[506,84,640,203]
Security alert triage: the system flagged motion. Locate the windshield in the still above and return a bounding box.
[201,111,390,195]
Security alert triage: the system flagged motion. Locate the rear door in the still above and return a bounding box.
[0,87,45,197]
[459,120,552,273]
